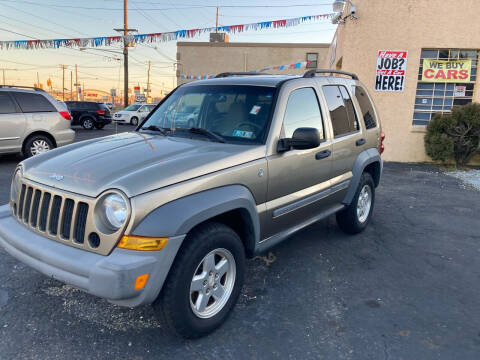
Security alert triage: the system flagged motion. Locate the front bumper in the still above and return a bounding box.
[0,205,184,307]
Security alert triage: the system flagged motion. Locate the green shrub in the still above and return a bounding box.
[425,103,480,166]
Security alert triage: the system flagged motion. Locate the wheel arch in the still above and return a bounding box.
[342,148,383,205]
[22,130,57,154]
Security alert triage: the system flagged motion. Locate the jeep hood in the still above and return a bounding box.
[21,132,265,198]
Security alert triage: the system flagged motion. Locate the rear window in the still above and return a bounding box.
[0,92,17,114]
[354,86,377,129]
[12,92,56,113]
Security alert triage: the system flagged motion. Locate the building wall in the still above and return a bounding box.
[177,42,330,84]
[326,0,480,163]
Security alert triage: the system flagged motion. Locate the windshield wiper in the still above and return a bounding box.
[184,127,226,143]
[140,125,167,136]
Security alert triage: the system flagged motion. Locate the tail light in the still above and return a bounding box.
[96,109,106,115]
[380,131,385,154]
[59,111,71,120]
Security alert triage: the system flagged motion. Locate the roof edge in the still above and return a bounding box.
[177,42,330,48]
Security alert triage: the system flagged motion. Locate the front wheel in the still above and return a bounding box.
[154,222,245,339]
[336,172,375,234]
[130,117,139,126]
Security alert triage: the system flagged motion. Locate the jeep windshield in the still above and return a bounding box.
[139,84,276,144]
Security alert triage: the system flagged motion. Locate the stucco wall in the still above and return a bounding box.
[326,0,480,163]
[177,42,329,83]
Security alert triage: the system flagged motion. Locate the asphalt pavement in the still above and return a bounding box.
[0,124,479,359]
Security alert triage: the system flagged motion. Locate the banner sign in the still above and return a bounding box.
[422,59,471,83]
[0,14,334,50]
[375,50,408,92]
[181,60,313,80]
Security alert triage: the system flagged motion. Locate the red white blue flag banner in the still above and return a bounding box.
[180,60,314,80]
[0,14,334,50]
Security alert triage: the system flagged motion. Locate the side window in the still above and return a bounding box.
[12,92,56,113]
[322,85,358,137]
[0,93,17,114]
[354,86,377,129]
[283,87,324,139]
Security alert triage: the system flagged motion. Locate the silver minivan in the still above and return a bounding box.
[0,86,75,157]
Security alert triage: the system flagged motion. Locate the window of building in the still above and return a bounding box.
[306,53,318,68]
[283,88,324,139]
[354,86,377,129]
[11,92,56,113]
[0,93,17,114]
[413,48,478,126]
[323,85,359,137]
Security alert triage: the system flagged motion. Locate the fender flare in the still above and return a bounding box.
[343,147,383,205]
[132,185,260,251]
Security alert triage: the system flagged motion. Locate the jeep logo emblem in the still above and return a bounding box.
[49,174,64,181]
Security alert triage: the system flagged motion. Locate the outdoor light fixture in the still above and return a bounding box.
[332,0,357,24]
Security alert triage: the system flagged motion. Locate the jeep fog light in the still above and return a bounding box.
[10,168,22,202]
[103,194,127,230]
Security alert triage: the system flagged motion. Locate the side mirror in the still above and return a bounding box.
[277,127,321,153]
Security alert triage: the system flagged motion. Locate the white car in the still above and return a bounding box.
[113,104,156,126]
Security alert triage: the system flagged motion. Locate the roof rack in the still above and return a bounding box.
[215,72,267,78]
[0,85,44,91]
[303,69,358,80]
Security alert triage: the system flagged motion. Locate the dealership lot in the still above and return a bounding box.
[0,125,479,359]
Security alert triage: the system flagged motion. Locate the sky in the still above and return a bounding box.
[0,0,337,96]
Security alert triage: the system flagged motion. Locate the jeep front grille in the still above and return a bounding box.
[14,182,89,244]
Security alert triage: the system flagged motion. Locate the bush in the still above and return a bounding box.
[425,103,480,166]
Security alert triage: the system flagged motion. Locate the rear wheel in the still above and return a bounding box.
[154,222,245,339]
[81,117,94,130]
[94,123,105,129]
[130,117,139,126]
[336,172,375,234]
[23,134,54,158]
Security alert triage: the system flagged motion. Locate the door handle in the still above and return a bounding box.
[356,138,366,146]
[315,149,331,160]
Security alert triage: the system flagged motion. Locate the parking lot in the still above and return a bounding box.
[0,124,479,359]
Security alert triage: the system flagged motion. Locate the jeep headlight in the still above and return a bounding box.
[10,168,22,202]
[102,193,127,230]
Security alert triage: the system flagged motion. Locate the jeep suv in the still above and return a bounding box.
[0,86,75,157]
[0,70,384,338]
[65,101,112,129]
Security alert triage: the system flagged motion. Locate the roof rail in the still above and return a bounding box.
[303,69,359,80]
[0,85,44,91]
[215,72,267,78]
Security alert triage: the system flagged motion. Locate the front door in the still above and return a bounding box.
[264,87,333,238]
[0,92,26,154]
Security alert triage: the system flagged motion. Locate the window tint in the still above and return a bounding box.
[323,85,358,137]
[0,93,17,114]
[354,86,377,129]
[283,88,324,139]
[12,92,56,113]
[84,102,98,110]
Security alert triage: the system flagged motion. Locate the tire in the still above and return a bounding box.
[336,172,375,234]
[23,134,54,158]
[81,117,94,130]
[187,119,194,128]
[154,222,246,339]
[130,117,139,126]
[94,123,105,129]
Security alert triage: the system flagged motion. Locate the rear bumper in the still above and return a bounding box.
[54,129,75,147]
[0,205,184,307]
[96,116,112,125]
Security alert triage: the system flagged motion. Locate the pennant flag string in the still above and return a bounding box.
[180,60,314,80]
[0,13,334,50]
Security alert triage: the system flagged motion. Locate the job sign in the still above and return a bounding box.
[375,50,408,92]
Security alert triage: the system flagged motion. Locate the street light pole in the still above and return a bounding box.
[123,0,129,108]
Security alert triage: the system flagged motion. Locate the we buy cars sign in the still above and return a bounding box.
[375,50,408,92]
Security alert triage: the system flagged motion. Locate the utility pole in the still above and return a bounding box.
[2,69,5,85]
[70,71,73,100]
[75,64,79,101]
[61,64,67,101]
[216,6,219,31]
[146,60,151,100]
[36,72,40,88]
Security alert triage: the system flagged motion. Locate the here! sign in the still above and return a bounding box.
[421,59,471,83]
[375,50,408,92]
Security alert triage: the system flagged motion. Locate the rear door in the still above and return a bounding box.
[11,92,57,136]
[0,91,26,153]
[321,84,365,192]
[264,86,333,238]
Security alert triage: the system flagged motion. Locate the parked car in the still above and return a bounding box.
[65,101,112,129]
[113,103,156,126]
[0,85,75,157]
[0,70,384,339]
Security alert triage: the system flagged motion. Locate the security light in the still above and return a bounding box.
[332,0,358,24]
[332,0,346,13]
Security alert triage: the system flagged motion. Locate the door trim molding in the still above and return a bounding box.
[0,137,20,141]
